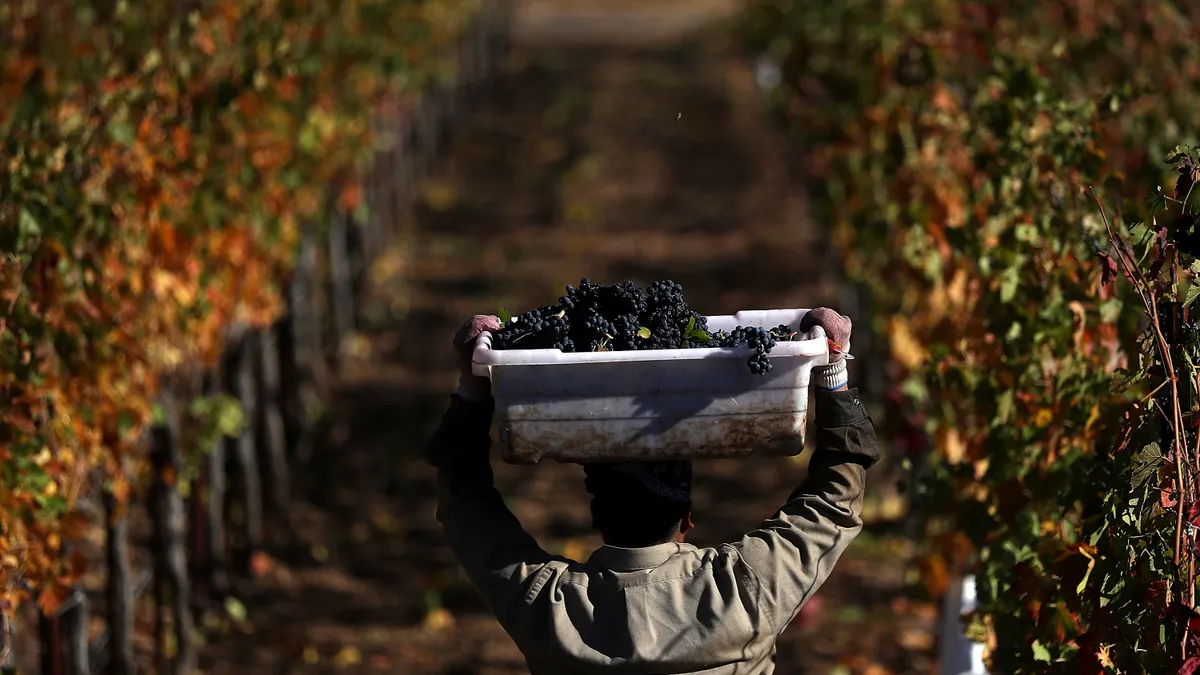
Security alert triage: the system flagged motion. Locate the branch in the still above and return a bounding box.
[1090,187,1191,568]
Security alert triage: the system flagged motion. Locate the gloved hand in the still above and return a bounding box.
[799,307,852,391]
[453,314,501,402]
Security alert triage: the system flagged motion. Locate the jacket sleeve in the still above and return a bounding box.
[725,388,880,633]
[427,394,555,632]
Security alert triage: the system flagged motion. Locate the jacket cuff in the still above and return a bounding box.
[814,388,869,428]
[812,360,848,391]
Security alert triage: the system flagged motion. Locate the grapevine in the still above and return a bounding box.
[737,0,1200,669]
[491,279,799,374]
[0,0,495,619]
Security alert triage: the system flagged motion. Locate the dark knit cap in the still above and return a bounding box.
[583,460,693,504]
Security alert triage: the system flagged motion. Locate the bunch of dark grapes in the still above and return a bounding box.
[490,279,799,374]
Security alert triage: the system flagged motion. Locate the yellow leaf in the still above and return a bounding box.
[224,596,247,623]
[561,539,587,562]
[935,427,965,464]
[333,645,362,668]
[423,607,455,632]
[888,316,927,370]
[1097,643,1115,669]
[303,646,319,664]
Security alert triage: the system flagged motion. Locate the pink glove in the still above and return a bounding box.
[453,315,500,401]
[799,307,852,391]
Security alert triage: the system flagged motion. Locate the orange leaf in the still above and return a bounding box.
[60,511,91,540]
[338,182,363,212]
[249,551,274,579]
[37,582,72,617]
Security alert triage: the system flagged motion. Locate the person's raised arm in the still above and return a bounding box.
[427,315,554,632]
[726,308,880,633]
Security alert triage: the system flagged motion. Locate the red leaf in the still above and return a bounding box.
[1148,580,1173,619]
[1180,657,1200,675]
[1097,251,1119,287]
[1162,480,1179,509]
[1036,602,1081,644]
[1173,603,1200,638]
[7,412,36,434]
[1150,255,1166,281]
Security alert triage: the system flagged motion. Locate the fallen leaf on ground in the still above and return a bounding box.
[423,607,455,632]
[250,551,274,578]
[303,646,320,664]
[333,645,363,668]
[224,596,247,624]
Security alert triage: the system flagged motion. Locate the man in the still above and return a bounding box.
[427,307,879,674]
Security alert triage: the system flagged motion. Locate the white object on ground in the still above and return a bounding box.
[938,574,989,675]
[472,309,831,464]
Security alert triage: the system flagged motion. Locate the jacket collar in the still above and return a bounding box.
[587,542,697,572]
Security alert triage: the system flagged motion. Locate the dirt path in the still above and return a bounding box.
[200,6,938,674]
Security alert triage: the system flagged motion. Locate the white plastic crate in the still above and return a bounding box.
[471,308,831,464]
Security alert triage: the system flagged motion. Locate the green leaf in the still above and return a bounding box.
[497,308,512,327]
[110,120,135,148]
[1032,641,1051,663]
[18,208,40,238]
[1131,441,1163,491]
[1186,278,1200,308]
[1000,265,1021,303]
[636,327,651,339]
[34,494,68,514]
[996,389,1015,423]
[686,316,696,333]
[1076,556,1094,596]
[691,330,711,343]
[224,596,247,623]
[1099,298,1122,323]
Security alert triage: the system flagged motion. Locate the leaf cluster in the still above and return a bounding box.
[736,0,1200,670]
[0,0,484,613]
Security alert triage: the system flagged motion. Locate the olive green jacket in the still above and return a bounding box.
[428,389,880,674]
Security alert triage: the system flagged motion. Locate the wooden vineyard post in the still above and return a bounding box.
[224,332,264,573]
[255,327,291,530]
[362,114,383,266]
[284,227,325,464]
[198,369,229,597]
[38,609,62,675]
[104,486,134,675]
[149,396,197,675]
[328,207,356,365]
[63,587,88,675]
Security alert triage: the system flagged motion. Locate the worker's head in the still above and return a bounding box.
[583,460,694,548]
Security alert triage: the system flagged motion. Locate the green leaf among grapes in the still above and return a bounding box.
[681,316,710,343]
[498,307,512,327]
[637,327,651,339]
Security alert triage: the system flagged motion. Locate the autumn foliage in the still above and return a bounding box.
[0,0,485,616]
[738,0,1200,671]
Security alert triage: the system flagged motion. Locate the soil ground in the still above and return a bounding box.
[198,4,941,674]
